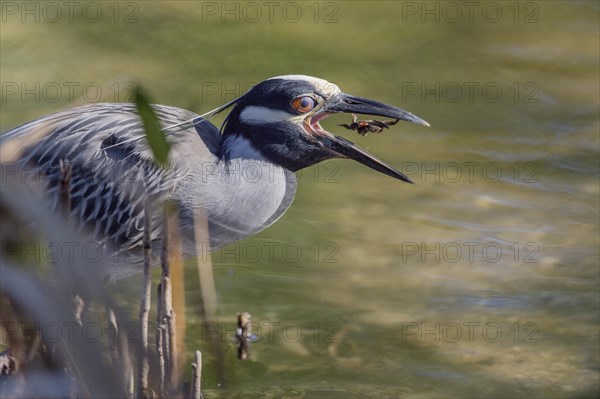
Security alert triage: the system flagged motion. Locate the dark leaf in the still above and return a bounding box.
[134,85,170,168]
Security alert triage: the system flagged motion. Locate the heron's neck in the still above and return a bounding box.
[220,134,268,163]
[176,133,292,251]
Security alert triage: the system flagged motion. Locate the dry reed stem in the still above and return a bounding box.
[193,211,217,323]
[159,205,185,393]
[168,215,185,391]
[193,208,227,384]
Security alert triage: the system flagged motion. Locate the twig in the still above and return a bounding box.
[159,205,183,393]
[167,297,177,393]
[191,350,202,399]
[137,199,152,398]
[156,325,165,395]
[156,280,169,387]
[156,285,166,396]
[235,312,252,360]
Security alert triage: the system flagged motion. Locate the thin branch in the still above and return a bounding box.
[191,351,202,399]
[236,312,252,361]
[156,285,166,396]
[136,198,152,398]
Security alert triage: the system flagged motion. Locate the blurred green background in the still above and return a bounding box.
[1,1,598,398]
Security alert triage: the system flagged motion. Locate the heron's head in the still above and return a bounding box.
[221,75,429,183]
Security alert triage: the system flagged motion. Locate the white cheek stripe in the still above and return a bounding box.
[240,106,305,125]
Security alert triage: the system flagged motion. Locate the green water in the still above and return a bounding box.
[1,1,598,398]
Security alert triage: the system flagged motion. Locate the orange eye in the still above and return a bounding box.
[291,96,316,113]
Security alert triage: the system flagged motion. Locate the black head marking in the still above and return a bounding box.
[219,78,339,170]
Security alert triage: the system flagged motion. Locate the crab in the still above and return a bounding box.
[339,114,400,136]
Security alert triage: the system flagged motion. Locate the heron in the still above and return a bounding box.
[1,75,429,279]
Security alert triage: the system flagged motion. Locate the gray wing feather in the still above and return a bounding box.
[1,103,218,254]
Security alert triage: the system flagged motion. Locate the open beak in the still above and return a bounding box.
[307,93,429,183]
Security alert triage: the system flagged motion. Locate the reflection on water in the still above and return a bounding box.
[2,1,598,397]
